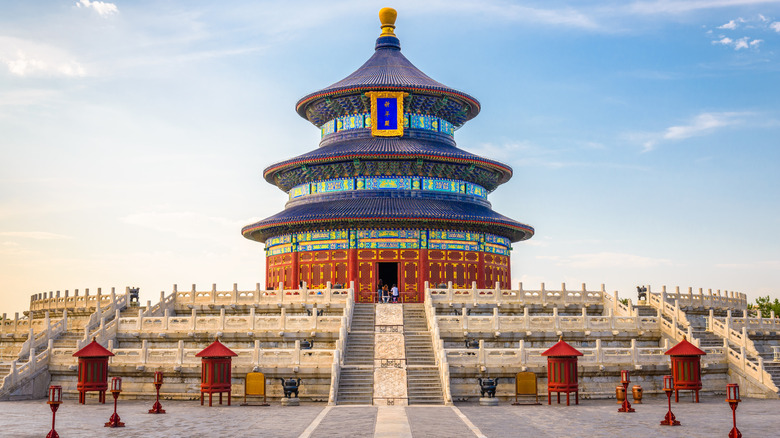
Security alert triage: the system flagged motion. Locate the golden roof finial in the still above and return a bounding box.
[379,7,397,37]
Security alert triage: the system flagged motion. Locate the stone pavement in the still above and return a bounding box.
[1,395,778,437]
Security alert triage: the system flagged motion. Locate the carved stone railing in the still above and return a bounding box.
[50,342,335,370]
[436,308,659,335]
[445,339,725,370]
[19,311,68,358]
[116,310,343,335]
[0,340,53,399]
[29,287,124,313]
[173,282,350,307]
[424,286,452,405]
[429,282,604,307]
[647,286,747,311]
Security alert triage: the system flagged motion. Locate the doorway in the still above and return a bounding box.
[377,262,399,294]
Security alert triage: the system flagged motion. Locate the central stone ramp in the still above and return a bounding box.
[373,304,407,405]
[404,304,444,405]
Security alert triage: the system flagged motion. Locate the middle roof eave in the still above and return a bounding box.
[263,136,513,186]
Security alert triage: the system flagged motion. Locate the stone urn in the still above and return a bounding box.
[632,385,643,404]
[616,385,626,404]
[279,378,301,398]
[478,377,499,398]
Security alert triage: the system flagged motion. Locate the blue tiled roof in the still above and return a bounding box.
[263,134,512,189]
[242,196,534,243]
[296,35,480,122]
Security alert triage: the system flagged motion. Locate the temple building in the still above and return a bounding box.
[242,8,534,302]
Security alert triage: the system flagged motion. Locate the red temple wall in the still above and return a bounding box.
[266,248,511,302]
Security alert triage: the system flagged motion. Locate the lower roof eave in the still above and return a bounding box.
[241,217,534,244]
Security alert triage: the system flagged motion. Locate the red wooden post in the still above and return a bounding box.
[660,375,681,426]
[541,339,583,406]
[72,338,113,404]
[104,377,125,427]
[196,337,237,406]
[726,383,742,438]
[617,370,635,413]
[46,385,62,438]
[149,371,166,414]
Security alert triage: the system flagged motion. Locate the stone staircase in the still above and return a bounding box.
[337,303,375,404]
[635,305,657,317]
[403,304,444,405]
[336,368,374,405]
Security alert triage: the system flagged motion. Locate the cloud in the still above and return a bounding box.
[0,37,86,77]
[712,35,762,50]
[641,112,750,152]
[718,20,738,30]
[716,260,780,270]
[121,211,250,242]
[76,0,118,16]
[771,22,780,32]
[0,232,72,240]
[538,252,672,269]
[627,1,780,15]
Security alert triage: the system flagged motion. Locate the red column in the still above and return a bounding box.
[477,252,485,288]
[291,252,300,288]
[419,249,428,302]
[506,254,511,289]
[348,248,358,302]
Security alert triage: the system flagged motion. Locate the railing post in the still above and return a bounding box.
[631,339,638,365]
[191,284,197,304]
[220,308,226,331]
[212,283,217,304]
[137,308,143,330]
[608,308,615,330]
[582,307,588,330]
[741,327,748,348]
[523,307,529,330]
[280,308,286,331]
[253,340,260,368]
[141,339,148,365]
[177,340,184,367]
[164,309,170,331]
[595,339,602,363]
[233,283,239,304]
[255,283,261,304]
[613,291,619,313]
[553,307,560,331]
[493,307,500,332]
[192,308,197,330]
[518,339,525,364]
[541,282,546,305]
[250,307,256,331]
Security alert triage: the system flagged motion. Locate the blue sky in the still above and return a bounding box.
[1,0,779,313]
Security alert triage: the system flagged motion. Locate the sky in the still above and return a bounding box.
[1,0,779,315]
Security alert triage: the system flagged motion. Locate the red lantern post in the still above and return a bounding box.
[46,385,62,438]
[104,377,125,428]
[726,383,741,438]
[659,375,680,426]
[617,370,635,413]
[149,371,166,414]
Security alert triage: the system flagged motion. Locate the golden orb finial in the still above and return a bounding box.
[379,7,397,37]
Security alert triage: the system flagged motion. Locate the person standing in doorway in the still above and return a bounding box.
[377,280,384,303]
[382,284,390,303]
[391,284,399,303]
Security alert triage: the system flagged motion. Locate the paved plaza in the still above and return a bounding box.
[1,395,777,437]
